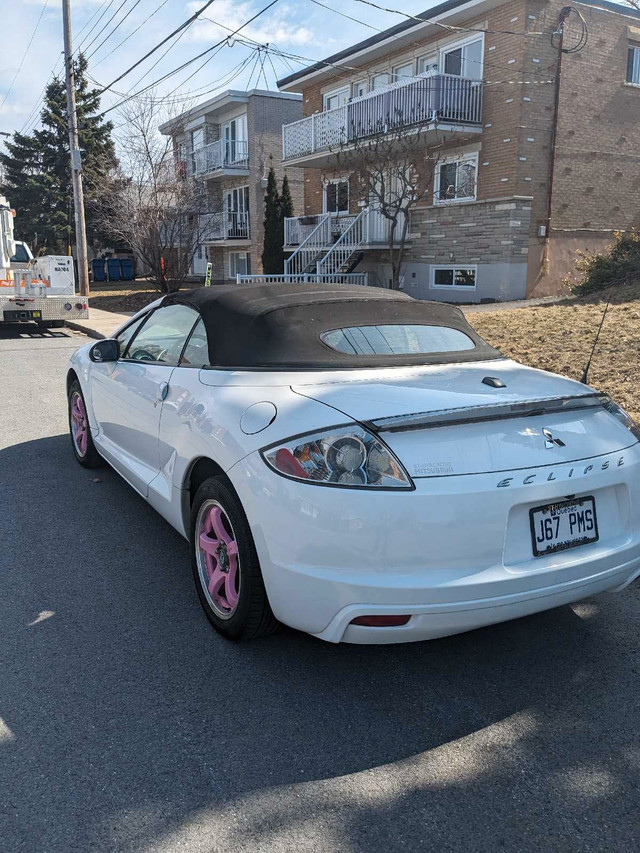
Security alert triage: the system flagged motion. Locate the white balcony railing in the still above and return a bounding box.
[200,211,250,241]
[283,74,483,161]
[189,139,249,177]
[284,208,400,248]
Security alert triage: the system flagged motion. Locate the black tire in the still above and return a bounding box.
[190,475,278,641]
[68,379,103,468]
[37,320,65,329]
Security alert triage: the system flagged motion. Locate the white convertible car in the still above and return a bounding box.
[67,284,640,643]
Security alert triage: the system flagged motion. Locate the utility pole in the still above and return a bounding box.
[62,0,90,297]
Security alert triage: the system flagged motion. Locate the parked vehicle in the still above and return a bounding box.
[66,284,640,643]
[0,196,88,328]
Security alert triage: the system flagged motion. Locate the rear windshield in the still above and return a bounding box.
[320,324,476,356]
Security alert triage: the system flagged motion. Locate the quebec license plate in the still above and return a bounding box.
[530,496,598,557]
[3,309,42,321]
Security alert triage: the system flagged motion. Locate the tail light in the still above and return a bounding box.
[261,425,413,489]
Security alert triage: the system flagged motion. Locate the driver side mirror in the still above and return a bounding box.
[90,339,120,363]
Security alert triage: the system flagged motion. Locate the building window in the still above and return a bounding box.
[323,87,350,111]
[431,266,477,290]
[627,44,640,84]
[370,72,390,91]
[417,53,438,75]
[392,61,415,82]
[441,36,484,79]
[353,81,368,98]
[434,154,478,204]
[229,251,251,278]
[324,179,349,214]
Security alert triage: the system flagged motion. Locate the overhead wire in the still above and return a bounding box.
[0,0,51,114]
[97,0,281,114]
[90,0,171,68]
[86,0,145,60]
[99,0,220,93]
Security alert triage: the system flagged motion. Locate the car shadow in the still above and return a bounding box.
[0,434,638,851]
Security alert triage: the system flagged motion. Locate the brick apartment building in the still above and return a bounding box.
[160,89,304,283]
[277,0,640,302]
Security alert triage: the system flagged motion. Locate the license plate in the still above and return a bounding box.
[3,309,42,321]
[530,496,598,557]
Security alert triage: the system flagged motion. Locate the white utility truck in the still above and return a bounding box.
[0,196,89,328]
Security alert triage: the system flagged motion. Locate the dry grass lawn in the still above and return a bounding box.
[468,283,640,421]
[89,281,171,314]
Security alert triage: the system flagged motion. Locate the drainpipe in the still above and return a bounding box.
[542,6,572,273]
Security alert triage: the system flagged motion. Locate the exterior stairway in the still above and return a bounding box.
[284,207,374,280]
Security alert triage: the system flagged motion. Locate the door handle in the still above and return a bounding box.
[158,382,169,402]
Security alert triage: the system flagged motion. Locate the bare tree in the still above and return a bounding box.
[100,93,213,293]
[331,122,446,290]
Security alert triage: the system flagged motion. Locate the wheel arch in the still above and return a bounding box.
[182,456,231,533]
[66,367,79,392]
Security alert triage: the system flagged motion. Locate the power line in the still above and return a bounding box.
[348,0,548,37]
[91,0,171,68]
[98,0,281,114]
[0,0,51,114]
[77,0,117,53]
[86,0,145,60]
[99,0,220,93]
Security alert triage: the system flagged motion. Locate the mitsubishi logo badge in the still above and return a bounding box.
[542,428,566,449]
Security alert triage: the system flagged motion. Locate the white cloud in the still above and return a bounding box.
[187,0,316,47]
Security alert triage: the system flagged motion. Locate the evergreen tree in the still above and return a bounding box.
[261,165,283,274]
[0,54,116,254]
[280,172,294,221]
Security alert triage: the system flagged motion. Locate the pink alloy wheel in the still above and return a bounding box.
[71,392,88,456]
[197,501,240,617]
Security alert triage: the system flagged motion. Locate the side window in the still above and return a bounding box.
[115,314,148,354]
[180,317,210,367]
[125,304,199,365]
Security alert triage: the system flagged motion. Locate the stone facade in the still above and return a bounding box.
[279,0,640,300]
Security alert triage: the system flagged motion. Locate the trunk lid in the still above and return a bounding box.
[293,360,635,477]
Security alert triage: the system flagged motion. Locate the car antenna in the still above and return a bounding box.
[581,296,612,385]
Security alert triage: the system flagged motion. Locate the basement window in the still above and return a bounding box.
[430,266,477,290]
[627,44,640,85]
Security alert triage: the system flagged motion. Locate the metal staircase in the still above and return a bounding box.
[285,208,371,281]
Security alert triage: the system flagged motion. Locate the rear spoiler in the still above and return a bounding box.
[367,393,606,433]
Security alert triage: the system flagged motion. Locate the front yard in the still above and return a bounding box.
[468,283,640,421]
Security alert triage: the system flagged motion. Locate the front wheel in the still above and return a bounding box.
[190,476,278,641]
[68,380,103,468]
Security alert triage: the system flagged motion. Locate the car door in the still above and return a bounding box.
[90,303,200,496]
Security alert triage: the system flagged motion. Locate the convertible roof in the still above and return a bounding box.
[161,284,502,369]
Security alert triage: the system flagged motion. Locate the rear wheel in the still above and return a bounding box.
[190,476,278,641]
[68,380,103,468]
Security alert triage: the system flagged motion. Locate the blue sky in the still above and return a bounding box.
[0,0,436,136]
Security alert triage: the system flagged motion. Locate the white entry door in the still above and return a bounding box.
[222,115,248,164]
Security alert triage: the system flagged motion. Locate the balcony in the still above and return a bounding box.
[282,74,483,167]
[284,209,403,249]
[189,139,249,178]
[200,211,250,243]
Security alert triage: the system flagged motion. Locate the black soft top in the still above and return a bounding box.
[161,284,502,369]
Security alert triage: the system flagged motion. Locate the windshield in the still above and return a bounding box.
[11,243,32,263]
[321,324,476,356]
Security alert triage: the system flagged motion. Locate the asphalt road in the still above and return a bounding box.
[0,324,639,853]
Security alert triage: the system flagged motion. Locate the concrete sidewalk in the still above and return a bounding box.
[66,307,133,339]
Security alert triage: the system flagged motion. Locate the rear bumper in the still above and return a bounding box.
[0,295,88,322]
[315,556,640,643]
[230,444,640,643]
